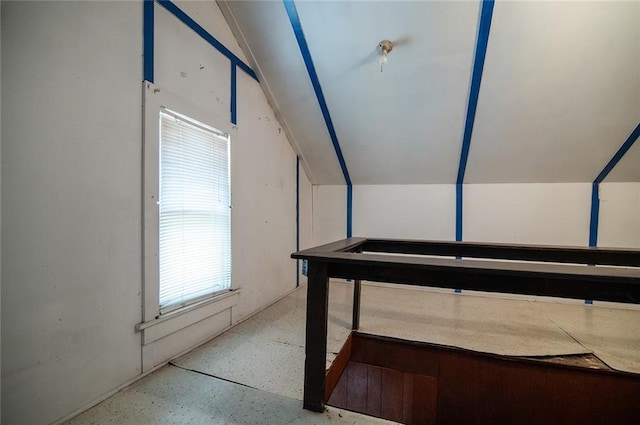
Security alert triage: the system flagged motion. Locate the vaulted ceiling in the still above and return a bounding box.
[219,0,640,185]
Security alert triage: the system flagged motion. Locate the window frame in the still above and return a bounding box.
[158,107,232,313]
[142,82,235,324]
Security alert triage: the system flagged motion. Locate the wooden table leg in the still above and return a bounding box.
[352,279,361,330]
[303,261,329,412]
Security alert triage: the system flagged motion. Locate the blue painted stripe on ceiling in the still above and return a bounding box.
[144,0,154,82]
[296,156,300,287]
[455,0,495,242]
[456,0,495,185]
[588,122,640,247]
[282,0,351,185]
[283,0,353,238]
[156,0,258,81]
[230,63,237,125]
[593,123,640,185]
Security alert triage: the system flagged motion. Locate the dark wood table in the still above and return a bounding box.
[292,238,640,412]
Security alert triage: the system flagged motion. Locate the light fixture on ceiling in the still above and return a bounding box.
[378,40,393,72]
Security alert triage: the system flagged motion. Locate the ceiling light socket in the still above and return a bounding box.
[378,40,394,56]
[378,40,393,72]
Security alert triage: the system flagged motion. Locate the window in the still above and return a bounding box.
[158,108,231,312]
[140,83,239,369]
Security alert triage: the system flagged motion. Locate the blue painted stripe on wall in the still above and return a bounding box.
[589,122,640,247]
[455,184,463,242]
[589,183,600,247]
[157,0,258,81]
[296,156,300,287]
[455,0,495,241]
[230,63,237,125]
[283,0,353,237]
[144,0,154,82]
[347,185,353,238]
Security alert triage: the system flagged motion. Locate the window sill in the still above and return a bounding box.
[136,288,240,345]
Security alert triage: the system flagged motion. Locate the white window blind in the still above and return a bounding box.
[159,108,231,312]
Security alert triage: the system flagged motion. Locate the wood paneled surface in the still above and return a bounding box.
[350,333,439,376]
[326,333,640,425]
[324,333,352,401]
[437,351,640,425]
[327,361,437,425]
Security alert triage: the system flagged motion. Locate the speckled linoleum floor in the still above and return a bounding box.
[65,281,640,424]
[62,365,394,425]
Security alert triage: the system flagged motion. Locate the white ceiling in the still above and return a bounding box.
[219,0,640,185]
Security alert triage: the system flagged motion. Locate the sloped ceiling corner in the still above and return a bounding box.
[219,0,640,185]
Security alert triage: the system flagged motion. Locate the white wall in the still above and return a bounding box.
[353,185,455,240]
[598,183,640,249]
[2,1,304,424]
[298,160,313,284]
[464,183,638,247]
[315,183,639,248]
[464,183,591,246]
[152,0,299,325]
[2,2,143,424]
[312,185,347,246]
[0,3,3,418]
[231,69,297,322]
[299,163,313,251]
